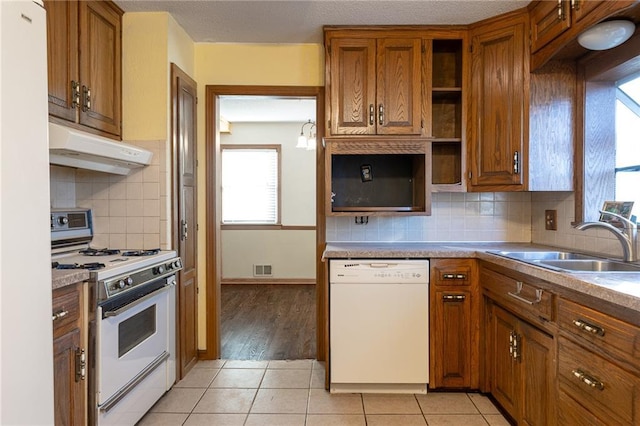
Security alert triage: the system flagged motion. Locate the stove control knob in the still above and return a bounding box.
[172,260,182,269]
[126,277,134,286]
[57,216,69,226]
[118,279,126,289]
[154,265,165,275]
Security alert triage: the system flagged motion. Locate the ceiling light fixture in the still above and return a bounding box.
[577,20,636,51]
[297,119,316,150]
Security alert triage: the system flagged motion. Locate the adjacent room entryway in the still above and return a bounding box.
[221,284,316,360]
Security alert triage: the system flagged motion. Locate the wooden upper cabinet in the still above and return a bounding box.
[44,0,122,138]
[79,1,122,136]
[327,33,422,135]
[469,12,528,191]
[46,0,79,122]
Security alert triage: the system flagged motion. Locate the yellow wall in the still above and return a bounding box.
[122,13,169,141]
[194,43,324,349]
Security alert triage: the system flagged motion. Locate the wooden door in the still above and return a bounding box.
[172,64,199,378]
[45,0,79,122]
[79,0,121,136]
[53,329,84,426]
[469,14,527,190]
[520,321,555,426]
[328,38,376,135]
[376,38,422,135]
[490,304,520,419]
[432,290,471,388]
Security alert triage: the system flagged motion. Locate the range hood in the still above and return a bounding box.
[48,123,153,175]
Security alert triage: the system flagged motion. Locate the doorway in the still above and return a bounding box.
[204,86,326,362]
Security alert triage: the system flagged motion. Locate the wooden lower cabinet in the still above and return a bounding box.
[430,259,479,389]
[486,301,555,425]
[52,282,86,426]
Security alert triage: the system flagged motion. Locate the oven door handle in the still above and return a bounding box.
[103,282,174,318]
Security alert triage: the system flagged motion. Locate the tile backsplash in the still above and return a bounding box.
[326,192,532,243]
[531,191,636,259]
[49,140,170,250]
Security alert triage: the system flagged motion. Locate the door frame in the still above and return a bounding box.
[203,85,326,360]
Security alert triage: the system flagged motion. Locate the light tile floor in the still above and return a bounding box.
[137,360,510,426]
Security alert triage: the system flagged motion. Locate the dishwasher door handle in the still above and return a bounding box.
[368,263,396,268]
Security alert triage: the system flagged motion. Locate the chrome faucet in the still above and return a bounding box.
[574,210,638,262]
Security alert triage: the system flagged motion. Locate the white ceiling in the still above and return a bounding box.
[114,0,530,44]
[115,0,529,122]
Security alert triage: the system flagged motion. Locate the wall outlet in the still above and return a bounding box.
[545,210,557,231]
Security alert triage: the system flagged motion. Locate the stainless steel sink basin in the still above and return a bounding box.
[532,259,640,273]
[490,250,598,261]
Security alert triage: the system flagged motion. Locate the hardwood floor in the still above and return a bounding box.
[220,284,316,360]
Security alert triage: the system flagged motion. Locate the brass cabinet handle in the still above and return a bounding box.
[509,331,521,361]
[572,319,605,337]
[52,310,69,321]
[82,85,91,112]
[442,294,466,301]
[71,81,81,109]
[442,273,467,280]
[572,369,604,390]
[369,104,374,125]
[513,151,520,174]
[507,281,543,305]
[378,104,384,125]
[557,0,566,20]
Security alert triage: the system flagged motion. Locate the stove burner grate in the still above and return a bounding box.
[52,261,105,271]
[80,248,121,256]
[121,248,160,257]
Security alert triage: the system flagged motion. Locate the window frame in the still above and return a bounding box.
[220,144,282,228]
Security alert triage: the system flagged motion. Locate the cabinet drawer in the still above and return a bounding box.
[431,259,474,286]
[558,298,640,360]
[52,283,81,337]
[558,336,639,426]
[558,389,609,426]
[481,268,553,320]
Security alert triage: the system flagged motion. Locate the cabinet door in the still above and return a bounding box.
[571,0,606,25]
[53,329,84,426]
[329,38,376,135]
[520,321,555,426]
[376,38,422,135]
[489,304,520,418]
[45,0,79,122]
[469,14,527,190]
[432,290,471,388]
[530,0,571,53]
[79,0,121,136]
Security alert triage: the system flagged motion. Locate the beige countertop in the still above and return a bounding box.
[323,242,640,313]
[52,269,89,291]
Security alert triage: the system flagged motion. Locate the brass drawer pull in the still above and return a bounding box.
[572,319,605,337]
[442,294,466,301]
[442,273,467,280]
[369,104,374,125]
[507,281,543,305]
[52,310,69,321]
[572,369,604,391]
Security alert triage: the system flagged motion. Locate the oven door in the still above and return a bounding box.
[96,276,175,405]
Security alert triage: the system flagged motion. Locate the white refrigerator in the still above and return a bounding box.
[0,1,54,424]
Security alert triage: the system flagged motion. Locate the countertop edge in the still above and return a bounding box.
[52,269,90,290]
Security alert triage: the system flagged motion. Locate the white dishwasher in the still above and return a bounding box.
[329,259,429,394]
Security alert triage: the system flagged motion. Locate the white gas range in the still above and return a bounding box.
[51,208,181,425]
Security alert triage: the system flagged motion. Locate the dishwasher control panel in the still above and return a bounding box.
[330,260,429,284]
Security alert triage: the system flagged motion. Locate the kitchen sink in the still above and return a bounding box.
[489,250,640,273]
[532,259,640,273]
[490,250,598,261]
